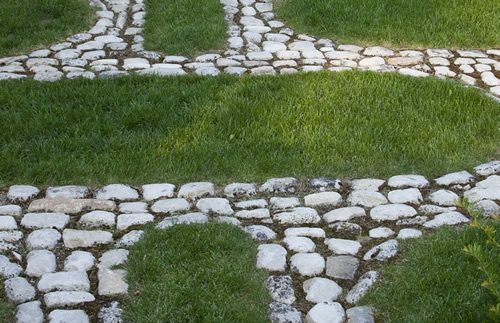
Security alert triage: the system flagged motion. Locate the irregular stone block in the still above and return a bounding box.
[63,229,113,248]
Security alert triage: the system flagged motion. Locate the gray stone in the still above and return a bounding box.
[98,249,129,269]
[304,192,342,207]
[156,213,209,229]
[116,230,144,247]
[46,186,88,199]
[99,71,129,79]
[271,197,301,209]
[116,213,154,231]
[251,66,276,75]
[396,216,428,226]
[306,302,345,323]
[303,277,342,303]
[64,251,95,272]
[369,227,395,238]
[324,207,365,223]
[284,227,325,238]
[0,205,22,217]
[274,207,320,224]
[21,213,69,230]
[388,188,423,204]
[348,190,388,207]
[26,250,56,277]
[397,228,422,239]
[260,178,297,193]
[27,229,61,250]
[325,239,361,255]
[419,205,456,215]
[346,306,374,323]
[308,178,342,191]
[350,179,385,191]
[266,275,296,305]
[257,244,287,271]
[423,211,470,228]
[49,309,89,323]
[0,216,17,230]
[465,187,500,202]
[79,211,115,228]
[119,202,147,214]
[195,67,220,76]
[370,204,417,221]
[98,268,128,295]
[178,182,215,200]
[28,198,115,214]
[329,222,362,235]
[482,72,500,86]
[142,183,175,201]
[283,236,315,253]
[63,229,113,248]
[151,198,190,214]
[96,184,139,200]
[224,183,257,197]
[346,271,379,304]
[196,198,233,215]
[429,190,459,206]
[268,302,303,323]
[98,301,123,323]
[235,208,270,219]
[8,185,39,201]
[457,50,487,58]
[474,200,500,216]
[426,49,453,58]
[54,49,81,60]
[474,161,500,176]
[68,33,93,43]
[364,47,394,56]
[234,199,268,209]
[44,291,95,308]
[0,255,22,278]
[4,277,35,303]
[290,253,325,276]
[388,175,429,188]
[38,271,90,292]
[16,301,43,323]
[363,240,398,261]
[244,225,277,241]
[476,175,500,188]
[215,216,241,226]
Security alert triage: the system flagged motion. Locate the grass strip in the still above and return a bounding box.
[359,223,500,322]
[0,0,96,57]
[143,0,227,57]
[0,72,498,186]
[275,0,500,49]
[0,280,15,322]
[123,223,269,322]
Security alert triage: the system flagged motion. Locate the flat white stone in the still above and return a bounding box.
[399,68,429,77]
[116,213,154,231]
[304,192,342,207]
[235,208,270,219]
[388,56,423,65]
[21,213,69,230]
[25,250,56,277]
[474,200,500,216]
[369,227,395,238]
[268,21,285,28]
[234,199,268,209]
[284,227,326,238]
[306,302,345,323]
[363,240,398,261]
[268,302,302,323]
[151,198,190,214]
[271,197,301,209]
[0,205,22,217]
[359,57,385,66]
[5,277,35,303]
[423,211,470,228]
[257,244,287,271]
[388,175,429,188]
[388,188,423,204]
[477,175,500,188]
[28,198,115,214]
[346,271,379,304]
[243,225,276,240]
[435,171,475,186]
[98,249,129,269]
[122,58,150,70]
[54,49,81,60]
[419,205,456,214]
[64,251,95,272]
[304,277,342,303]
[27,229,61,250]
[240,16,264,26]
[95,35,123,44]
[397,228,422,239]
[215,216,241,226]
[178,182,215,200]
[274,207,320,224]
[350,179,385,191]
[78,211,115,228]
[260,178,297,193]
[364,47,394,56]
[265,33,290,43]
[116,230,144,247]
[326,238,362,256]
[119,202,147,214]
[337,45,363,53]
[348,190,388,207]
[96,184,139,200]
[251,66,276,75]
[8,185,39,201]
[15,301,43,323]
[396,216,428,226]
[48,309,89,323]
[482,72,500,86]
[429,57,450,66]
[247,51,273,60]
[0,216,17,230]
[44,291,95,308]
[224,183,257,198]
[426,49,453,58]
[457,50,487,58]
[459,74,476,85]
[283,236,315,253]
[346,306,374,323]
[277,50,301,60]
[46,186,88,199]
[290,253,325,276]
[266,276,296,305]
[156,213,208,229]
[63,229,113,248]
[370,204,417,221]
[98,268,128,295]
[196,198,233,215]
[474,161,500,176]
[38,271,90,292]
[0,255,22,278]
[429,189,460,206]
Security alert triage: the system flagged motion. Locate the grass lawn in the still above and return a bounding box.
[0,0,96,57]
[275,0,500,49]
[0,280,15,322]
[0,72,498,186]
[143,0,227,57]
[359,220,500,322]
[123,223,269,322]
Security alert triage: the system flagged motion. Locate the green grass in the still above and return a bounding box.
[275,0,500,49]
[0,280,15,322]
[123,223,270,322]
[359,222,500,322]
[143,0,227,57]
[0,72,499,186]
[0,0,96,57]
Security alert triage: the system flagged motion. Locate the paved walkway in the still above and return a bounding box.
[0,0,499,99]
[1,160,499,322]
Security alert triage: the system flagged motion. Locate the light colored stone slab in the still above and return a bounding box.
[306,302,345,323]
[28,198,116,214]
[21,213,69,230]
[274,207,320,224]
[48,309,89,323]
[284,227,325,238]
[325,238,361,255]
[96,184,139,200]
[46,186,88,199]
[196,198,233,215]
[78,211,115,228]
[388,175,429,188]
[63,229,113,248]
[64,251,95,272]
[304,277,342,303]
[26,250,56,277]
[429,189,460,206]
[363,240,398,261]
[38,271,90,292]
[257,244,287,271]
[346,271,379,304]
[397,228,422,239]
[44,291,95,308]
[283,236,315,253]
[15,301,43,323]
[142,183,175,201]
[5,277,35,303]
[348,190,387,207]
[290,253,325,276]
[369,227,395,238]
[266,275,296,305]
[243,225,277,240]
[304,192,342,207]
[370,204,417,221]
[423,211,470,228]
[116,213,154,231]
[8,185,39,201]
[27,229,61,250]
[388,188,423,204]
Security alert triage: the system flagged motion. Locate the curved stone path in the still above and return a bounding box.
[0,0,499,99]
[1,160,499,322]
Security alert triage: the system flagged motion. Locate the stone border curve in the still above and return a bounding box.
[0,0,499,99]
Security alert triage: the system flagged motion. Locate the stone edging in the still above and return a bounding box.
[0,0,499,99]
[1,160,499,322]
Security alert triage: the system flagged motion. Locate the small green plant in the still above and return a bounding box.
[456,197,500,321]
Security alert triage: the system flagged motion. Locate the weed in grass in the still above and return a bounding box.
[123,223,270,322]
[275,0,500,49]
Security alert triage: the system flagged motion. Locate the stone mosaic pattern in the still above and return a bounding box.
[0,0,499,99]
[1,160,499,322]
